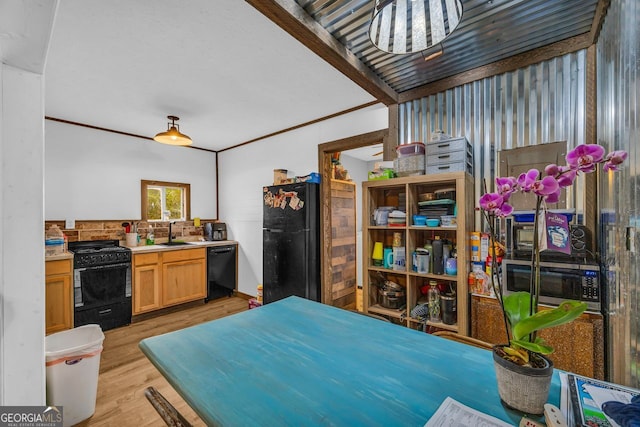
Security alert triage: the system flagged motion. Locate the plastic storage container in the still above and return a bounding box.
[45,324,105,427]
[45,224,65,256]
[394,142,425,177]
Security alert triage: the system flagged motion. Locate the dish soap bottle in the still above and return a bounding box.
[146,225,155,245]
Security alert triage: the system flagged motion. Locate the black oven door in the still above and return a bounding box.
[503,260,583,306]
[74,263,131,309]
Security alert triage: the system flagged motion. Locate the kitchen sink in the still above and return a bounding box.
[159,241,190,246]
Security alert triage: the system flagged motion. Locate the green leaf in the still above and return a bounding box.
[511,339,554,355]
[503,292,533,326]
[512,301,587,342]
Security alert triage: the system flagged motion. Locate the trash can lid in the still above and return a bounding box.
[45,324,105,360]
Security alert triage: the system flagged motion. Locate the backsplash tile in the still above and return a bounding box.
[45,219,215,244]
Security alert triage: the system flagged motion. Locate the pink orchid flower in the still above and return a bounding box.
[479,193,513,217]
[517,169,540,192]
[603,150,628,172]
[531,176,559,197]
[544,189,561,204]
[566,144,605,173]
[545,164,560,176]
[557,168,577,188]
[495,176,518,196]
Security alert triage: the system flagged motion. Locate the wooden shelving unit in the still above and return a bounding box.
[362,172,474,335]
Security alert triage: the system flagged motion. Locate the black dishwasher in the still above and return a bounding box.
[206,244,237,302]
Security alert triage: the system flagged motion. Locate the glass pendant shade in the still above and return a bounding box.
[153,115,192,146]
[369,0,463,54]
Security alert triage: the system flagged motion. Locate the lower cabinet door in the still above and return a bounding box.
[162,259,206,307]
[133,264,161,314]
[45,274,72,334]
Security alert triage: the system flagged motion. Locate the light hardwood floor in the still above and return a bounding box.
[75,297,248,426]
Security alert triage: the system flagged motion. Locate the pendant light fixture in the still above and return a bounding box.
[153,115,192,146]
[369,0,463,55]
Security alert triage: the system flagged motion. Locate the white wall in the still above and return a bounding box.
[218,104,388,296]
[1,64,46,404]
[339,153,370,287]
[45,121,217,220]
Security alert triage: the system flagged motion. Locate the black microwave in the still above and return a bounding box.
[501,258,601,312]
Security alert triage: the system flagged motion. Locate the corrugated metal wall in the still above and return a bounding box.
[398,0,640,386]
[399,50,587,226]
[597,0,640,387]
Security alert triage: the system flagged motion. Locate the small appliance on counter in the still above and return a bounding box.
[212,222,227,241]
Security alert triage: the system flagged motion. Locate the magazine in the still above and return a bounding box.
[566,373,640,427]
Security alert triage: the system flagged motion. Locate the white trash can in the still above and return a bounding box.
[45,324,105,427]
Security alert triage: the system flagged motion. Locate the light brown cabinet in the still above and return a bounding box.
[161,248,206,306]
[471,295,604,379]
[133,252,161,314]
[362,172,474,335]
[132,248,206,315]
[45,258,73,334]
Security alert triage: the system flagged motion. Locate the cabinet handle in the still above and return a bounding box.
[438,166,450,170]
[438,155,450,159]
[437,143,450,148]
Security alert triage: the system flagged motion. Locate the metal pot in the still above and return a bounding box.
[378,288,406,309]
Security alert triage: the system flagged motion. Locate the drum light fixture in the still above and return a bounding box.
[369,0,463,55]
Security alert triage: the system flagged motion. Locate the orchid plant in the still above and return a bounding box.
[479,144,627,367]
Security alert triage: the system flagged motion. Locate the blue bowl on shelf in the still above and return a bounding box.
[413,215,427,226]
[426,218,440,227]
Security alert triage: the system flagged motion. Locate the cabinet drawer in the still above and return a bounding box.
[163,248,205,263]
[426,137,468,154]
[427,150,470,166]
[134,252,159,266]
[427,161,473,175]
[46,259,71,276]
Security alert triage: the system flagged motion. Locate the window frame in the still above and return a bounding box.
[141,180,191,222]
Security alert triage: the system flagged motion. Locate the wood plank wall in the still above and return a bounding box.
[330,180,357,308]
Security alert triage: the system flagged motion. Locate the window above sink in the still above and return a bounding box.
[141,180,191,222]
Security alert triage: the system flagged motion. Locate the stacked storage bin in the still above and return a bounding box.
[425,137,473,175]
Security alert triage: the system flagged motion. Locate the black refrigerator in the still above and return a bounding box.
[263,182,320,304]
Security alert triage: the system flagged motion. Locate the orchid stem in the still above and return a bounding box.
[529,195,543,344]
[481,202,510,344]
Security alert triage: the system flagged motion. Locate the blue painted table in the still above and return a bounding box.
[139,296,561,426]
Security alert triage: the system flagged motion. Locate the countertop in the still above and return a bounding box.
[45,252,74,261]
[129,240,237,254]
[44,241,237,261]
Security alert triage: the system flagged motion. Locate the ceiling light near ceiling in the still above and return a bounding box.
[369,0,463,55]
[153,115,192,146]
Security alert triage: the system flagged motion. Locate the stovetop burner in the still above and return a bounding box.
[69,240,131,268]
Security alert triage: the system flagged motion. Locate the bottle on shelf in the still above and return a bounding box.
[468,269,477,293]
[443,240,451,265]
[424,239,433,273]
[427,280,441,322]
[432,236,444,275]
[146,225,155,245]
